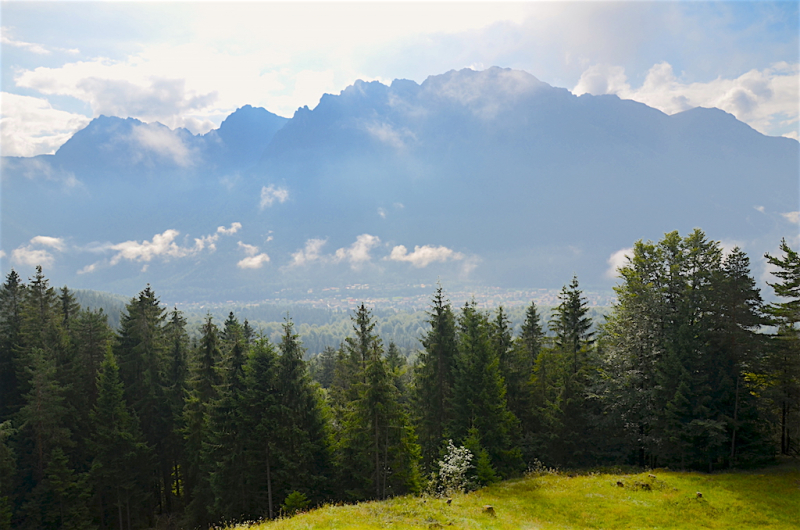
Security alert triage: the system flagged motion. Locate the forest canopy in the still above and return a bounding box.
[0,229,797,530]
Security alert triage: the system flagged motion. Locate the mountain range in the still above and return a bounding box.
[2,67,797,302]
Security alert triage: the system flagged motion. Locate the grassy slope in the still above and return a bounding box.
[244,464,799,529]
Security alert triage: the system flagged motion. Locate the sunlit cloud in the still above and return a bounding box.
[259,185,289,209]
[1,26,79,55]
[130,124,194,167]
[289,238,327,267]
[782,211,800,224]
[333,234,381,269]
[605,247,633,279]
[573,62,799,139]
[387,244,464,268]
[11,235,67,269]
[78,223,241,272]
[0,92,91,156]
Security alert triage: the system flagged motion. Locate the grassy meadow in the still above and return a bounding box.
[238,463,799,530]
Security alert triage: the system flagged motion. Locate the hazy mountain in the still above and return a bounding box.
[2,67,797,302]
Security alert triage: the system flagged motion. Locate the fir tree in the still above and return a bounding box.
[413,286,458,470]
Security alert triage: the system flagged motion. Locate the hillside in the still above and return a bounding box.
[251,464,800,530]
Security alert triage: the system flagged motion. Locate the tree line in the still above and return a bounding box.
[0,229,797,529]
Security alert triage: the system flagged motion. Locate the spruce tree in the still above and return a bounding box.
[90,349,150,530]
[413,286,457,470]
[451,302,520,476]
[764,239,800,456]
[0,270,25,422]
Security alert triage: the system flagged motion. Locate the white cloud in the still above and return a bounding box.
[573,61,799,138]
[217,222,242,235]
[108,229,188,265]
[29,236,66,251]
[754,205,766,213]
[0,92,91,157]
[782,211,800,224]
[0,250,5,259]
[365,121,415,149]
[12,248,54,268]
[237,253,270,269]
[130,124,193,167]
[605,247,633,279]
[333,234,381,269]
[260,185,289,209]
[77,263,96,274]
[237,241,259,256]
[192,222,241,252]
[387,244,464,268]
[377,207,387,219]
[0,27,78,55]
[77,223,242,271]
[10,235,66,269]
[289,238,327,267]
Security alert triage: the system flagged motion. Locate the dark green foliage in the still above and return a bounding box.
[0,271,25,422]
[413,286,458,470]
[280,491,310,516]
[451,302,521,477]
[337,305,421,500]
[764,239,800,456]
[601,230,772,470]
[0,421,16,530]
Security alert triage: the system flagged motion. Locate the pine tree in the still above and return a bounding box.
[183,316,222,526]
[241,336,280,519]
[546,276,595,466]
[90,349,151,530]
[764,239,800,456]
[451,302,520,477]
[338,305,420,500]
[413,286,458,470]
[0,421,17,530]
[512,302,544,459]
[271,319,332,505]
[0,270,25,422]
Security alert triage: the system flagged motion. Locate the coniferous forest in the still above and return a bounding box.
[0,229,798,529]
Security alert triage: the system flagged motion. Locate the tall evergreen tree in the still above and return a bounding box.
[90,349,150,530]
[271,320,332,505]
[338,305,420,500]
[183,316,222,526]
[0,270,25,422]
[451,302,520,477]
[764,239,800,456]
[413,286,458,470]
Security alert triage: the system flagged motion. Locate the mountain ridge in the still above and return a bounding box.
[2,66,797,302]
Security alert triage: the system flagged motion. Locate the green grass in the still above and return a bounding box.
[239,462,800,529]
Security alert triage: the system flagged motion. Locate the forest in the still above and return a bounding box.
[0,229,797,530]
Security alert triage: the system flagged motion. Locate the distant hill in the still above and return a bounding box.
[2,67,797,302]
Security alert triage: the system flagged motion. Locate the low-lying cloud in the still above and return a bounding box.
[130,124,194,167]
[333,234,381,269]
[288,234,381,270]
[387,244,464,268]
[78,222,241,273]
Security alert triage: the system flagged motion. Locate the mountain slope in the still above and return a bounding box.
[1,67,796,301]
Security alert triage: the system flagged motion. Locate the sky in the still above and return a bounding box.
[1,1,798,158]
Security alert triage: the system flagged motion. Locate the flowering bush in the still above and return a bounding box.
[430,439,474,496]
